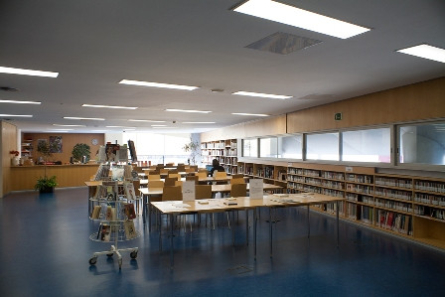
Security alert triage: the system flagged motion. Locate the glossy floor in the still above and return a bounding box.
[1,188,444,296]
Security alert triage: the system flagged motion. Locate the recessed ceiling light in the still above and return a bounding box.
[0,99,41,105]
[0,66,59,78]
[119,79,199,91]
[106,126,136,129]
[397,44,445,64]
[63,117,105,121]
[82,104,138,110]
[128,119,166,123]
[232,112,269,117]
[183,121,216,124]
[0,114,33,117]
[232,91,292,99]
[53,124,86,127]
[165,109,211,113]
[232,0,370,39]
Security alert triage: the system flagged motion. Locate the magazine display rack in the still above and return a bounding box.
[88,178,140,269]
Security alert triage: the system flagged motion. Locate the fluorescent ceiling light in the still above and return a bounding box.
[0,99,41,105]
[106,126,136,128]
[119,79,199,91]
[0,114,33,117]
[397,44,445,64]
[232,91,292,99]
[49,129,74,131]
[232,0,370,39]
[0,66,59,78]
[128,119,166,123]
[82,104,138,110]
[151,124,167,127]
[47,130,71,133]
[63,117,105,121]
[166,109,211,113]
[232,112,269,117]
[53,124,86,127]
[183,121,216,124]
[152,127,171,129]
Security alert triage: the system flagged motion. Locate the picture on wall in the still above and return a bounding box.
[49,136,63,153]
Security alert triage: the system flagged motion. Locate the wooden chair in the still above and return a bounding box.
[148,174,161,181]
[231,174,244,179]
[148,170,160,175]
[168,169,179,174]
[214,171,227,179]
[177,165,186,172]
[147,180,164,189]
[196,171,208,180]
[160,168,169,175]
[174,180,183,187]
[164,177,178,187]
[162,186,182,201]
[168,173,181,180]
[231,183,247,197]
[186,175,199,182]
[230,177,245,185]
[195,184,212,199]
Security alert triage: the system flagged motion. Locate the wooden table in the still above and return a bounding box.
[139,182,284,229]
[151,193,345,269]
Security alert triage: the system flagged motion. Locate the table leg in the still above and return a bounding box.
[254,208,257,261]
[336,201,340,248]
[159,210,162,252]
[246,210,249,246]
[170,214,175,269]
[269,207,273,258]
[307,205,310,238]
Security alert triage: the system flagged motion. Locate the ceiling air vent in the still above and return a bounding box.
[246,32,322,55]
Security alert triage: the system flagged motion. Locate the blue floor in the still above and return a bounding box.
[1,187,445,296]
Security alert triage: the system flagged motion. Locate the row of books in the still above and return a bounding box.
[96,220,137,241]
[377,210,412,235]
[91,203,136,220]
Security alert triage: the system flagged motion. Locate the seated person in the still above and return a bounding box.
[209,159,225,177]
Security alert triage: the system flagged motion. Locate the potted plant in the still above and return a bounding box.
[34,175,58,193]
[182,137,201,165]
[72,143,91,163]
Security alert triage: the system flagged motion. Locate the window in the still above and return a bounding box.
[342,128,390,163]
[399,122,445,165]
[243,138,258,157]
[260,137,278,158]
[306,132,339,161]
[278,134,302,159]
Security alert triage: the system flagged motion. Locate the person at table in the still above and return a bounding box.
[209,159,225,177]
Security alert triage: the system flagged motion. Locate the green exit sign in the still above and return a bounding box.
[334,112,343,121]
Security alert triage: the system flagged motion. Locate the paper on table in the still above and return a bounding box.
[249,179,263,200]
[182,181,195,202]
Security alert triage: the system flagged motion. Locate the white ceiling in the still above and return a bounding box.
[1,0,444,134]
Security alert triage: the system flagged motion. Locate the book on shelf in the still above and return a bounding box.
[124,220,137,239]
[105,206,116,221]
[91,205,102,219]
[124,181,137,201]
[124,203,136,220]
[100,224,111,241]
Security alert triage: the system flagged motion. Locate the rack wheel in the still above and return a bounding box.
[89,257,97,265]
[130,251,138,259]
[107,253,113,257]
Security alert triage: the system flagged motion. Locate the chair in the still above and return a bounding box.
[168,169,179,174]
[196,171,208,180]
[148,174,161,181]
[164,177,178,187]
[160,168,169,175]
[132,180,141,213]
[231,174,244,179]
[186,175,199,182]
[162,186,182,201]
[195,184,212,200]
[230,177,245,185]
[231,183,247,197]
[214,171,227,179]
[174,180,183,187]
[147,180,164,189]
[177,165,186,172]
[148,170,160,175]
[168,173,181,180]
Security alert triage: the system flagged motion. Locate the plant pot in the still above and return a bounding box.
[39,187,54,194]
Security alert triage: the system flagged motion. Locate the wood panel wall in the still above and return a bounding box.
[10,164,99,191]
[23,133,105,164]
[1,121,18,197]
[287,77,445,133]
[201,114,286,142]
